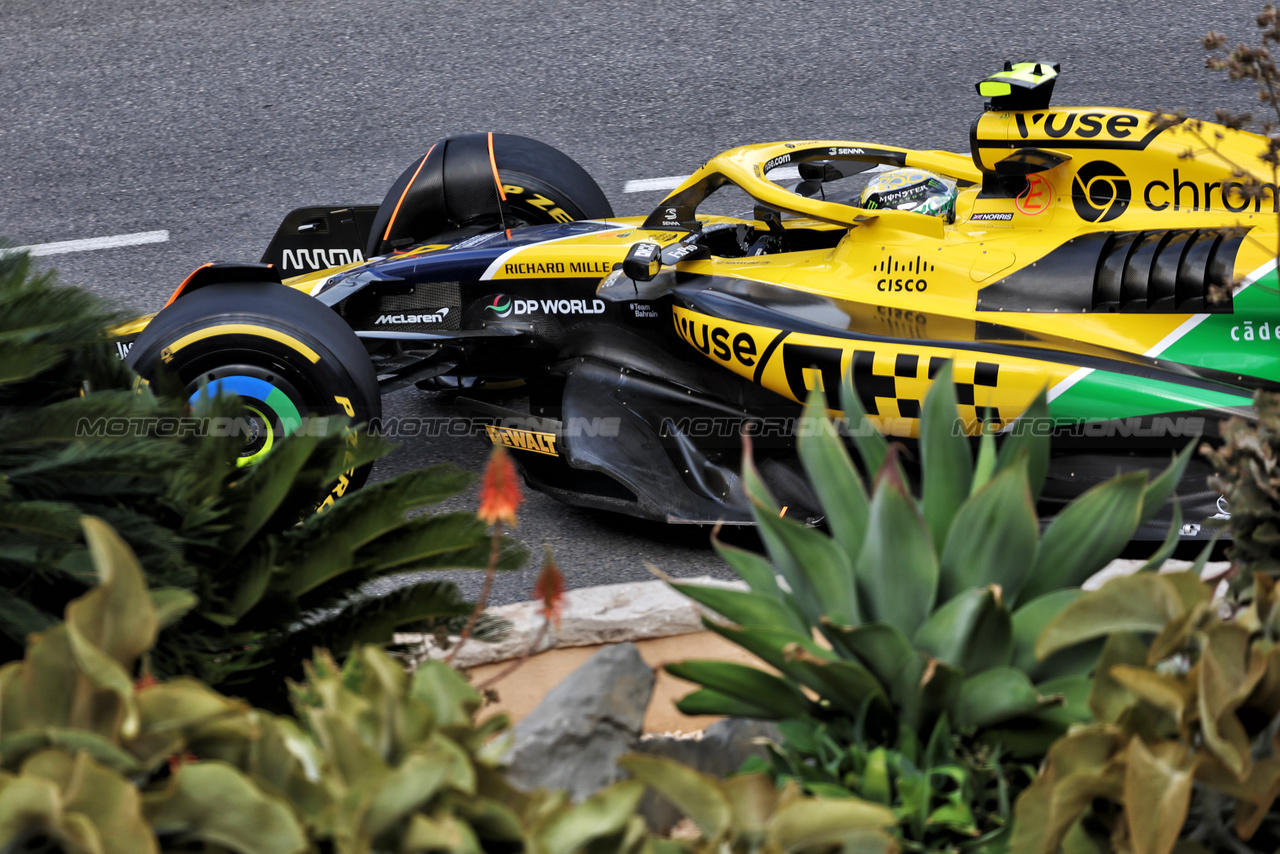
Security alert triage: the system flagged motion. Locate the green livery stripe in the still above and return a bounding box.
[1155,267,1280,382]
[1049,369,1252,424]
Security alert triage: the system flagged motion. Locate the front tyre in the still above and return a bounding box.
[127,281,381,504]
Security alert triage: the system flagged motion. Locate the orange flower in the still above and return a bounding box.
[133,672,158,692]
[534,546,566,628]
[478,444,523,528]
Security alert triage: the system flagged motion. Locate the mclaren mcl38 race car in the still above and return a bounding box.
[115,62,1278,538]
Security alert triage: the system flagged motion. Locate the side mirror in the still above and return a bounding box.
[623,242,662,282]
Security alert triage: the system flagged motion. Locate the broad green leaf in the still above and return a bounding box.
[996,387,1050,503]
[913,588,1012,675]
[840,363,888,476]
[854,473,937,636]
[535,780,646,854]
[1036,572,1211,660]
[76,517,158,666]
[1089,632,1150,724]
[364,743,474,838]
[1198,623,1261,777]
[920,361,974,548]
[618,755,731,840]
[1021,472,1149,602]
[900,658,963,735]
[146,761,307,854]
[20,750,157,854]
[722,773,778,837]
[1138,442,1194,528]
[798,386,871,562]
[1009,728,1126,854]
[1124,737,1197,854]
[937,461,1039,605]
[1107,666,1196,726]
[953,667,1052,731]
[768,796,897,851]
[666,661,813,718]
[149,588,199,630]
[670,583,809,636]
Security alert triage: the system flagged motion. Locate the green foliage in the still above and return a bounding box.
[1203,391,1280,581]
[0,249,518,707]
[1013,568,1280,854]
[0,515,893,854]
[622,754,898,853]
[667,365,1190,851]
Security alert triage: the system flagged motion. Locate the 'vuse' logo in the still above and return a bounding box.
[1072,161,1130,223]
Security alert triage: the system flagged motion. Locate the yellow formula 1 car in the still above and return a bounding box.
[118,62,1277,536]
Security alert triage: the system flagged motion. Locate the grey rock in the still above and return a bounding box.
[503,642,655,801]
[636,718,782,833]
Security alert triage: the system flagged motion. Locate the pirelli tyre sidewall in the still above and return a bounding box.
[127,281,381,507]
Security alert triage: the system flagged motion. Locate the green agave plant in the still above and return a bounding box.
[1013,568,1280,854]
[665,364,1193,850]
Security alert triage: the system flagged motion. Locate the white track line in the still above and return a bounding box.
[3,230,170,257]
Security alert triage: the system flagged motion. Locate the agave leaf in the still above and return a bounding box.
[1124,737,1198,854]
[618,755,731,841]
[913,588,1013,675]
[1136,499,1183,574]
[711,534,783,599]
[971,430,998,495]
[920,361,974,548]
[1011,590,1103,683]
[145,760,308,854]
[673,687,791,720]
[1138,442,1194,528]
[1020,472,1148,602]
[665,661,813,719]
[901,657,963,736]
[748,496,860,628]
[1036,572,1212,660]
[840,363,889,476]
[823,621,919,707]
[671,583,809,636]
[854,470,937,636]
[937,461,1040,606]
[954,667,1054,731]
[798,387,871,561]
[996,388,1051,503]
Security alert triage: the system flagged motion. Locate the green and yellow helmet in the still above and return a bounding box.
[860,168,958,221]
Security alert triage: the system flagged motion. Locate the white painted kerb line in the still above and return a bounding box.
[3,230,169,257]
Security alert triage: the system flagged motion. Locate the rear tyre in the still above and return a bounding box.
[367,133,614,257]
[127,281,381,504]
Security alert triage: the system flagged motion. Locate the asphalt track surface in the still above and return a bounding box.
[0,0,1266,605]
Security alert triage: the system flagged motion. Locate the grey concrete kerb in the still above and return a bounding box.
[398,557,1230,669]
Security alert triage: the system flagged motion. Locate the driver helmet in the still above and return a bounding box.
[860,168,957,220]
